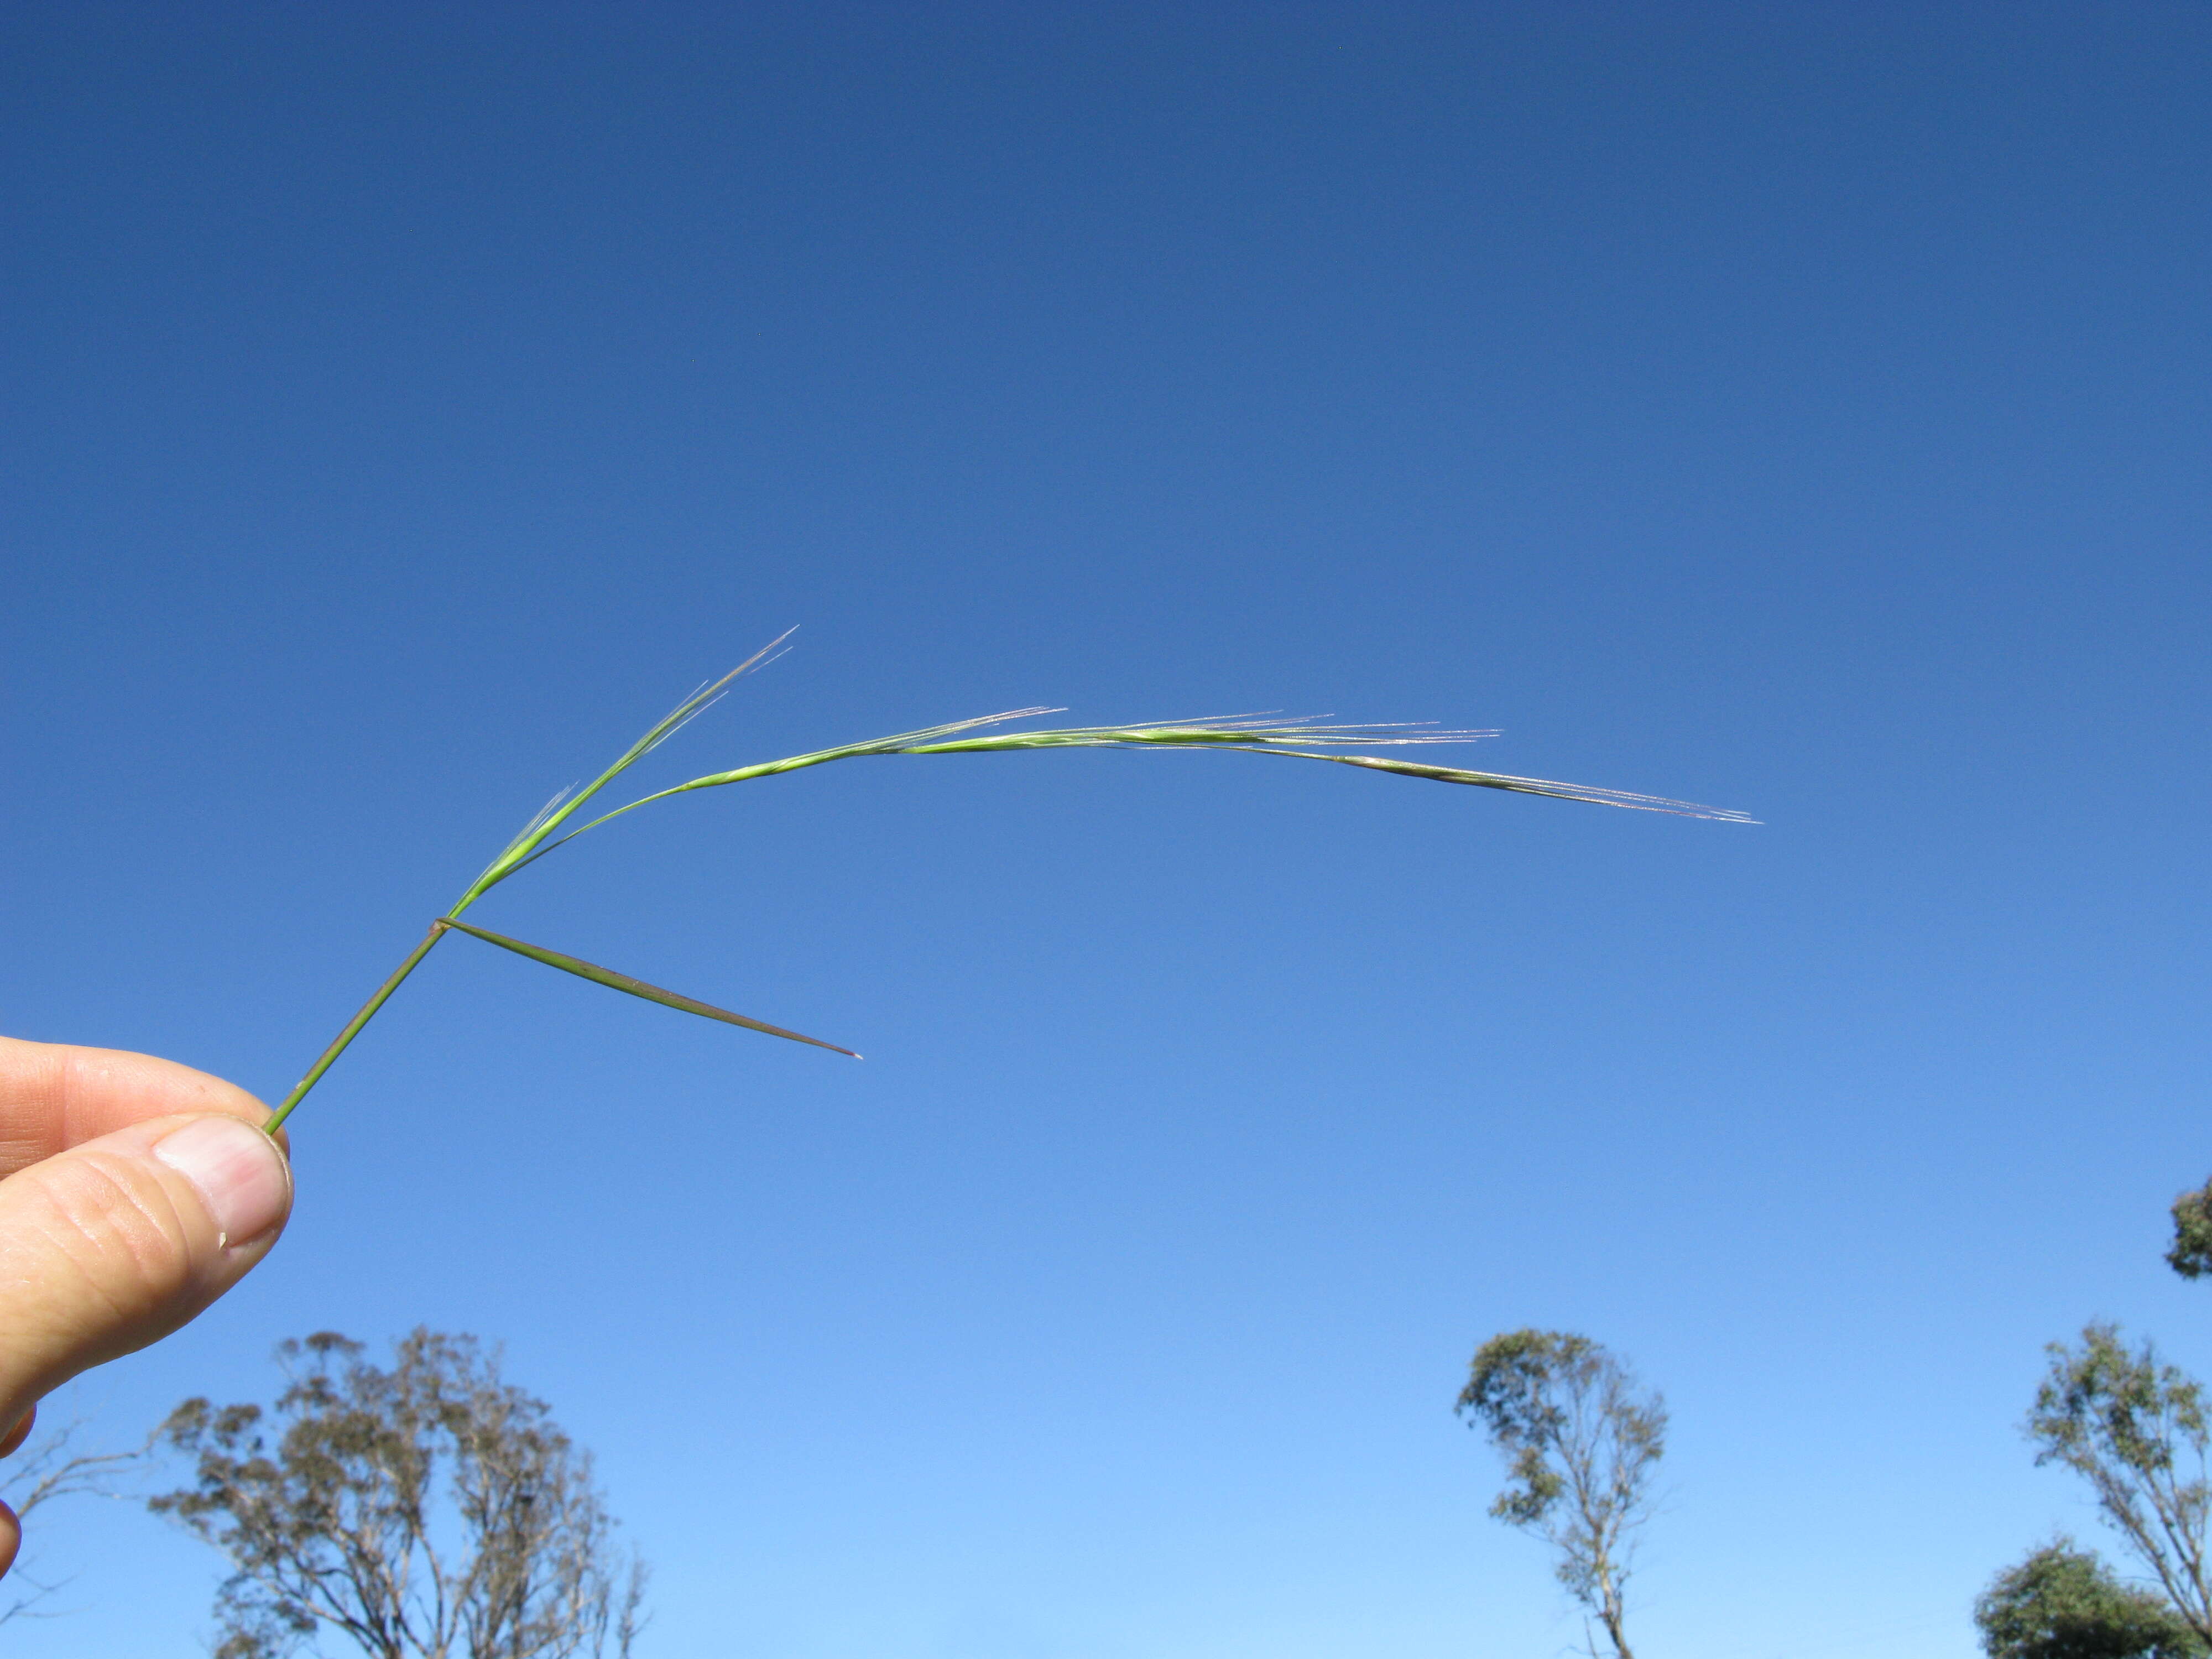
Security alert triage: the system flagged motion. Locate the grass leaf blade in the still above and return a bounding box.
[436,917,860,1058]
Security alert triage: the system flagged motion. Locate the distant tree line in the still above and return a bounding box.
[1455,1179,2212,1657]
[27,1193,2212,1656]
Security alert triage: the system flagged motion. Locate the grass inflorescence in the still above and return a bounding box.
[263,633,1750,1133]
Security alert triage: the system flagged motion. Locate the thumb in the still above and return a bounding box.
[0,1113,292,1428]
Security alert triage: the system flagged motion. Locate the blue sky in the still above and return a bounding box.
[4,4,2209,1654]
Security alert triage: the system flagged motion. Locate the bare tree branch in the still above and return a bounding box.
[0,1410,159,1628]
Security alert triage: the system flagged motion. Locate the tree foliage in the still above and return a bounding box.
[1975,1540,2205,1659]
[150,1329,645,1659]
[2168,1182,2212,1281]
[2029,1323,2212,1644]
[1455,1329,1665,1659]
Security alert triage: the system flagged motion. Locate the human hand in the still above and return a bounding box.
[0,1036,293,1574]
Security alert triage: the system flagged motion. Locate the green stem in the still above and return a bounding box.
[263,922,451,1135]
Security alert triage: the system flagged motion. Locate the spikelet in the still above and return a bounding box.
[264,636,1749,1131]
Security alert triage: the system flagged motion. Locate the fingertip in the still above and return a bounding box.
[0,1407,33,1460]
[153,1117,293,1253]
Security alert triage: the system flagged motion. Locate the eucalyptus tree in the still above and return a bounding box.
[1455,1329,1666,1659]
[150,1330,644,1659]
[2029,1323,2212,1647]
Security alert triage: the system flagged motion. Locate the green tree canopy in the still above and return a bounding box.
[2168,1181,2212,1281]
[1976,1540,2205,1659]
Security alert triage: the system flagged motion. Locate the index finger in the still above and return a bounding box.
[0,1037,278,1178]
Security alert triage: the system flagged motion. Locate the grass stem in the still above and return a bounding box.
[263,922,451,1135]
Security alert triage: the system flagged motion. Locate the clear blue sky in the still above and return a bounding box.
[4,5,2209,1655]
